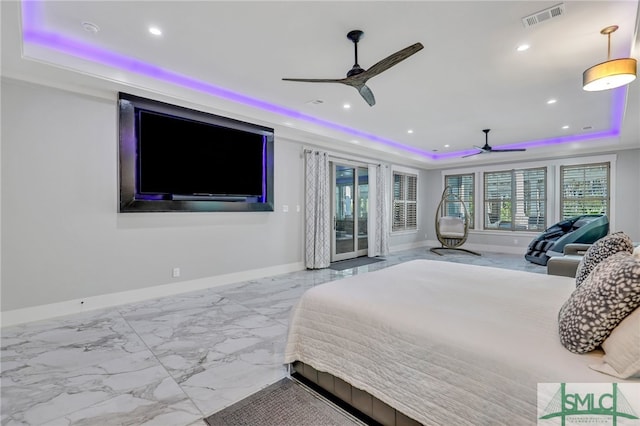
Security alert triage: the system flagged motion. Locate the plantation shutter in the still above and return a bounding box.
[392,172,417,231]
[560,163,610,219]
[484,167,545,231]
[484,171,512,229]
[406,174,417,230]
[514,168,546,231]
[444,174,474,228]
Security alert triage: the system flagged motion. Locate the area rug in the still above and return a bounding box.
[329,256,385,271]
[204,378,364,426]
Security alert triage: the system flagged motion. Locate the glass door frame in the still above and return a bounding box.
[331,160,369,262]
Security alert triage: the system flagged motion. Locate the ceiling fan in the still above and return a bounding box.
[462,129,526,158]
[282,30,423,107]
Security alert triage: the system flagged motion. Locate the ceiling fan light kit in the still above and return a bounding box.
[282,30,423,106]
[583,25,637,91]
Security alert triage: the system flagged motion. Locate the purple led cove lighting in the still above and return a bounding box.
[21,1,434,160]
[432,85,626,160]
[21,1,626,161]
[261,136,267,203]
[432,127,621,160]
[609,85,627,133]
[21,0,40,30]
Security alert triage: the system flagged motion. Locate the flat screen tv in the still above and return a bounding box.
[118,93,274,212]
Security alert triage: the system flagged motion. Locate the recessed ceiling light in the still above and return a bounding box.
[444,144,450,148]
[516,44,530,52]
[407,129,414,134]
[81,21,100,34]
[20,1,627,161]
[547,99,557,104]
[562,125,569,129]
[149,26,162,36]
[343,103,351,109]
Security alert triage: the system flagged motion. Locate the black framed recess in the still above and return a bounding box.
[118,93,274,212]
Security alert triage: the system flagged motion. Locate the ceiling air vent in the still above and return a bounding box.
[522,3,565,28]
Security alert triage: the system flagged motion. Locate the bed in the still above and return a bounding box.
[283,259,639,425]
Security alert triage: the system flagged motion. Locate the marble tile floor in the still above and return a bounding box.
[1,247,546,425]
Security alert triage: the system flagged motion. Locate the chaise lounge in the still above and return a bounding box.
[547,243,592,277]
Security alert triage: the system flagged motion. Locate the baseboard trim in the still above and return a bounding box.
[389,241,429,252]
[2,241,530,327]
[425,239,527,254]
[1,262,305,327]
[389,240,525,255]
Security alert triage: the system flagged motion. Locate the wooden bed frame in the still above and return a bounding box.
[290,361,422,426]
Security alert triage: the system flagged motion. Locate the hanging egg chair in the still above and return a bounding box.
[430,186,480,256]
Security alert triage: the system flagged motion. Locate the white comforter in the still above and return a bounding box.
[284,260,633,425]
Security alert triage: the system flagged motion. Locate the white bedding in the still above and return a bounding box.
[284,260,638,425]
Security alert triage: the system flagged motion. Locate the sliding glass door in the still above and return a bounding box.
[331,162,369,262]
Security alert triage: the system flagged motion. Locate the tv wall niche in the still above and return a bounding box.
[118,93,274,212]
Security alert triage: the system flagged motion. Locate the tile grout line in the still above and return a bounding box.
[113,307,209,422]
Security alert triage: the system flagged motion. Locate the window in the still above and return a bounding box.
[444,173,475,229]
[392,171,417,232]
[483,167,546,231]
[560,162,610,219]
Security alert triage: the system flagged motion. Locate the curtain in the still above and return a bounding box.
[304,150,331,269]
[368,164,390,257]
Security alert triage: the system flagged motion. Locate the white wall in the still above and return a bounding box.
[1,79,306,312]
[0,78,430,318]
[3,78,637,318]
[614,149,640,239]
[386,167,432,251]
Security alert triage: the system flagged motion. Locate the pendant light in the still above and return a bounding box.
[583,25,636,91]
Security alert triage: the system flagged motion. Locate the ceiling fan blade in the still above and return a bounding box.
[283,32,422,106]
[282,77,345,83]
[356,84,376,106]
[462,151,483,158]
[465,128,527,156]
[362,43,424,79]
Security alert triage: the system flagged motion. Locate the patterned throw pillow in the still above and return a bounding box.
[559,252,640,354]
[589,307,640,378]
[574,232,634,287]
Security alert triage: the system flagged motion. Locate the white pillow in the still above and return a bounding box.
[633,245,640,259]
[589,306,640,378]
[439,216,465,238]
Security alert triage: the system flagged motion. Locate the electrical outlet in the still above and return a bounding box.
[282,205,289,213]
[172,267,181,278]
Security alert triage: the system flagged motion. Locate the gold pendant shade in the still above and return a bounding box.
[583,25,637,92]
